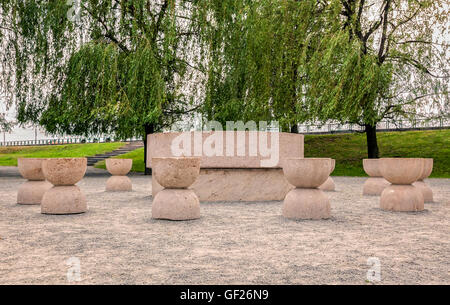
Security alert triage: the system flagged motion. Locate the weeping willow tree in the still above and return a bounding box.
[195,0,338,131]
[305,0,449,158]
[199,0,449,158]
[0,0,207,173]
[1,0,448,162]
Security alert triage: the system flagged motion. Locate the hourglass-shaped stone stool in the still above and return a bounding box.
[413,158,433,202]
[379,158,424,212]
[17,158,52,205]
[105,159,133,192]
[282,158,332,220]
[151,157,201,221]
[362,159,390,196]
[41,158,88,214]
[319,159,335,191]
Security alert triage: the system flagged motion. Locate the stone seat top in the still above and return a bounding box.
[147,131,304,169]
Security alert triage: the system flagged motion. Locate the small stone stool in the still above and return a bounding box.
[379,158,424,212]
[319,159,335,191]
[105,159,132,192]
[413,158,433,202]
[362,159,390,196]
[282,158,331,220]
[151,157,201,221]
[17,158,52,205]
[41,158,87,214]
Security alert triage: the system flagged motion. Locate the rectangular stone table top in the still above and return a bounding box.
[146,131,304,169]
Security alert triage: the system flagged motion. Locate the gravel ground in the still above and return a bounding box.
[0,166,449,284]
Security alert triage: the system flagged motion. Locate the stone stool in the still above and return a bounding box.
[413,158,433,202]
[362,159,390,196]
[41,158,87,214]
[282,158,331,220]
[379,158,424,212]
[319,159,335,191]
[105,159,132,192]
[17,158,52,205]
[151,157,201,221]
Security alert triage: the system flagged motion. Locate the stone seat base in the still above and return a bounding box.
[17,180,52,205]
[152,189,200,220]
[106,176,132,192]
[282,188,331,220]
[152,168,294,202]
[412,180,434,202]
[41,185,87,214]
[380,185,424,212]
[319,177,335,192]
[363,177,390,196]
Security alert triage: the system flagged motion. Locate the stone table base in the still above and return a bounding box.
[152,168,294,202]
[413,180,433,202]
[380,185,424,212]
[106,176,132,192]
[41,186,87,214]
[319,177,335,191]
[152,189,200,220]
[282,188,331,220]
[17,180,52,205]
[363,177,390,196]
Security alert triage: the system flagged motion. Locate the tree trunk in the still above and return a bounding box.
[365,124,379,158]
[143,123,155,175]
[290,124,298,133]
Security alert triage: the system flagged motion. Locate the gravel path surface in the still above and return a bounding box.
[1,167,449,284]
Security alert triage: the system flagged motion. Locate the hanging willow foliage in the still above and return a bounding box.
[195,0,448,157]
[0,0,448,158]
[0,0,207,138]
[39,39,166,138]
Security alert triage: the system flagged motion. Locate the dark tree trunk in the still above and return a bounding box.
[365,124,379,158]
[143,123,155,175]
[290,124,298,133]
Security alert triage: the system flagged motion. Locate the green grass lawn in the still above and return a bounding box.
[0,142,125,166]
[305,129,449,178]
[96,129,450,178]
